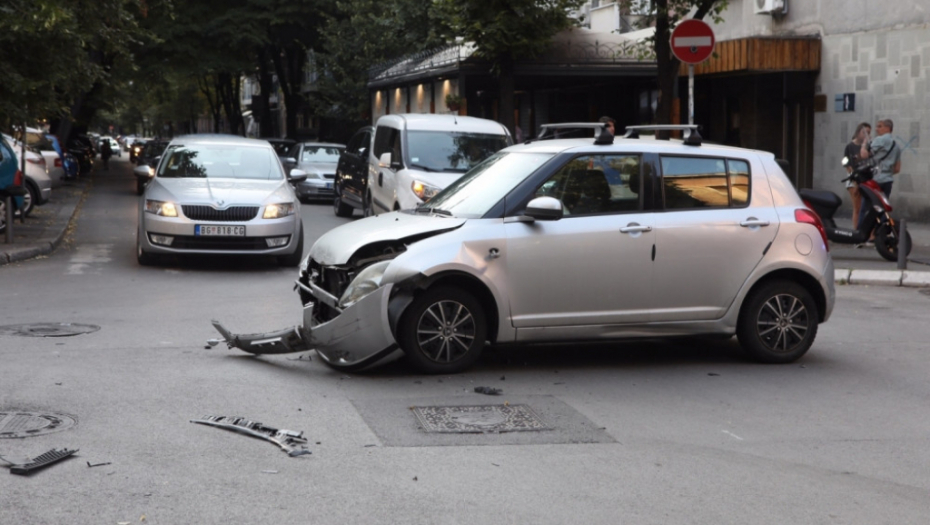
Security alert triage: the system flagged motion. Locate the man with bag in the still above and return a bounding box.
[860,118,902,197]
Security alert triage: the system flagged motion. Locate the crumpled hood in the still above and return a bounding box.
[307,212,466,266]
[148,178,292,205]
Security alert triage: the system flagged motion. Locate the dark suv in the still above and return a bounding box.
[332,126,373,217]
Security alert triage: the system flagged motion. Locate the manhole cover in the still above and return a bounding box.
[0,411,76,438]
[0,323,100,337]
[411,404,550,434]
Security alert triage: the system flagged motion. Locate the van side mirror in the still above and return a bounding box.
[378,152,392,168]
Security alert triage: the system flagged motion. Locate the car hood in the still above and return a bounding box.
[307,211,466,266]
[297,161,338,174]
[147,177,293,205]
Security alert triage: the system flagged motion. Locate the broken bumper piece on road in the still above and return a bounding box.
[210,284,400,371]
[190,415,311,457]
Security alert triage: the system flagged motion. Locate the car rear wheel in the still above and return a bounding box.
[20,181,37,217]
[737,280,818,363]
[399,286,486,374]
[333,188,353,217]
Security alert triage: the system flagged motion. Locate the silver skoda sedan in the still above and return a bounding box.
[214,126,835,373]
[137,135,306,266]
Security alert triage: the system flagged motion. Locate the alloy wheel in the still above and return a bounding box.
[416,300,477,363]
[754,293,810,353]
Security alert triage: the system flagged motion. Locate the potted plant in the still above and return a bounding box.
[445,93,463,112]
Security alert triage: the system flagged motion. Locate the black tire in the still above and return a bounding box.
[136,179,146,195]
[137,232,157,266]
[333,188,353,217]
[277,226,304,267]
[21,181,37,217]
[399,286,487,374]
[737,280,818,364]
[875,222,912,262]
[0,199,7,233]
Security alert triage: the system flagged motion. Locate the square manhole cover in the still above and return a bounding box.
[411,404,549,434]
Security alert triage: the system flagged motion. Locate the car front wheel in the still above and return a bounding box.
[399,287,486,374]
[737,280,818,363]
[333,187,353,217]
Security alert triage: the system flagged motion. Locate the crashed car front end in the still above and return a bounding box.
[211,212,467,370]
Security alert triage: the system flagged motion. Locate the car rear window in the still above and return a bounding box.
[660,156,751,209]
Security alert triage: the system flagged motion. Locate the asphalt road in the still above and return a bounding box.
[1,156,929,524]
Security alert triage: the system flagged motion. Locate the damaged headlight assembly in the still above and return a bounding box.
[338,261,391,309]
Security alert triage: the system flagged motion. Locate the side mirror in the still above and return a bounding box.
[524,196,564,221]
[288,168,308,183]
[133,165,154,179]
[378,152,392,168]
[283,157,297,166]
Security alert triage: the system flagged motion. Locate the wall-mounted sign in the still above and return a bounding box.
[835,93,855,112]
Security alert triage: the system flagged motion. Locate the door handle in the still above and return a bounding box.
[739,218,770,228]
[378,172,383,187]
[620,223,653,234]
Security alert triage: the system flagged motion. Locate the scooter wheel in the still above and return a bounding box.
[875,223,912,262]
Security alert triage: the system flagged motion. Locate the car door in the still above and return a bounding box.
[369,126,401,213]
[338,129,371,208]
[651,155,778,321]
[505,153,655,328]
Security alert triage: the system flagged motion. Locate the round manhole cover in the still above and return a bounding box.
[0,323,100,337]
[0,411,77,438]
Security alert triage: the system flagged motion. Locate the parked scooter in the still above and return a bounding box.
[799,157,911,261]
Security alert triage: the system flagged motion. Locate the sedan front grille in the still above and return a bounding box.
[182,205,259,222]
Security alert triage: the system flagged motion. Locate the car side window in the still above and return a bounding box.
[535,155,642,216]
[360,131,371,157]
[373,127,399,163]
[660,156,751,210]
[345,134,361,157]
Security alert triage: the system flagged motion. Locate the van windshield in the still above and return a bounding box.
[406,131,509,172]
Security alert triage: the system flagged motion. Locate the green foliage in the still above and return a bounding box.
[617,0,729,62]
[433,0,585,70]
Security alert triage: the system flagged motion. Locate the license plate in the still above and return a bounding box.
[196,225,246,236]
[326,182,333,190]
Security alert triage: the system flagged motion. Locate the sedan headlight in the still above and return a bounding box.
[144,200,178,217]
[412,180,441,201]
[263,202,295,219]
[339,261,391,308]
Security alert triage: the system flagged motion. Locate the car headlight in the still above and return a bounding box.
[263,203,295,219]
[144,200,178,217]
[339,261,391,308]
[412,180,442,201]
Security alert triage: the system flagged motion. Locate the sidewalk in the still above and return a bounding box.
[1,174,929,288]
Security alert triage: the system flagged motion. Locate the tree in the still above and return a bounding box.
[619,0,729,129]
[433,0,585,135]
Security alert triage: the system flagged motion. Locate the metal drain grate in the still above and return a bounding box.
[411,404,550,434]
[0,323,100,337]
[0,411,77,438]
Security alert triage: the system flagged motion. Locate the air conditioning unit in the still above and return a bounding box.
[754,0,787,15]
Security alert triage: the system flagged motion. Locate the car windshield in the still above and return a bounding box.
[406,131,509,172]
[157,144,282,180]
[421,151,555,218]
[300,146,343,163]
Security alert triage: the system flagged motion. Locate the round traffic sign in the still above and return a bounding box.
[670,19,715,64]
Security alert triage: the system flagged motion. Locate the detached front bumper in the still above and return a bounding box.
[212,283,399,371]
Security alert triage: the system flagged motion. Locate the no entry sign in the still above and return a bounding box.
[671,19,715,64]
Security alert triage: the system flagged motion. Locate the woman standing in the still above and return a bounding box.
[844,122,870,228]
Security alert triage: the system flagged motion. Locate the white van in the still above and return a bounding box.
[366,114,511,214]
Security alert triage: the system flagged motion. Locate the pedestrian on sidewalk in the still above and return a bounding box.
[844,122,871,228]
[101,139,112,170]
[860,118,901,197]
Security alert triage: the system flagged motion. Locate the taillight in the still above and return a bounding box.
[26,157,42,165]
[14,170,23,186]
[55,158,62,168]
[795,208,829,252]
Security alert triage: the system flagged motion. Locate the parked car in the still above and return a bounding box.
[264,138,296,160]
[26,127,65,187]
[67,135,96,176]
[214,123,835,374]
[137,134,307,266]
[133,139,170,195]
[3,134,51,217]
[282,142,345,202]
[332,126,373,217]
[366,114,511,215]
[0,136,26,233]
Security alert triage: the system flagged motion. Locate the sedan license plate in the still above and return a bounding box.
[326,182,333,190]
[196,225,246,236]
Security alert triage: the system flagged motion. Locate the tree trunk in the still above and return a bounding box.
[272,45,305,139]
[653,4,680,137]
[256,47,275,138]
[498,54,516,137]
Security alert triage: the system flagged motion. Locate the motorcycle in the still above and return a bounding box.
[798,156,911,262]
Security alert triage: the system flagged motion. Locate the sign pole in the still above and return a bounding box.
[688,64,695,125]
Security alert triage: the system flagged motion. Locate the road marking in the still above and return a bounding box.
[722,430,744,441]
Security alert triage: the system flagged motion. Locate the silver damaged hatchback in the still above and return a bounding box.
[213,125,835,374]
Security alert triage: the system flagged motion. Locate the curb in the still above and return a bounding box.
[0,178,90,266]
[836,268,930,287]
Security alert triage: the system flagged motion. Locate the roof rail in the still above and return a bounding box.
[623,125,702,146]
[529,123,613,145]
